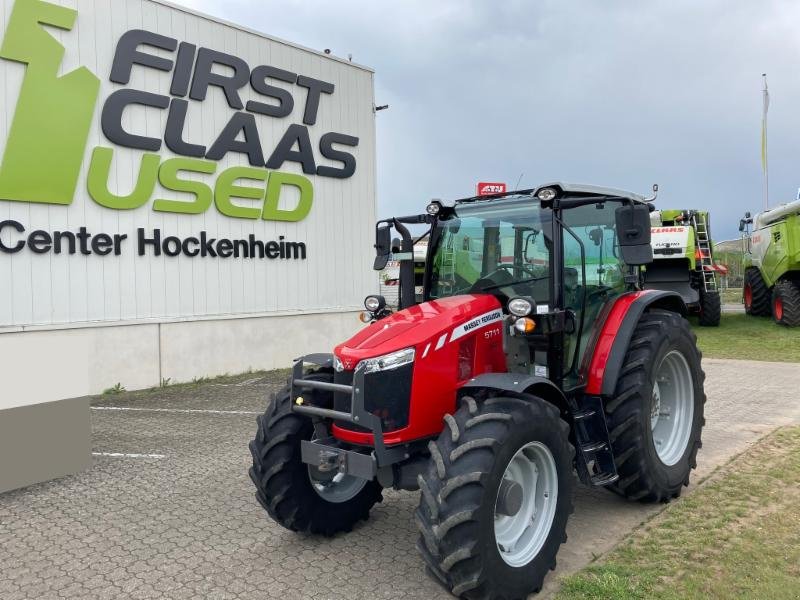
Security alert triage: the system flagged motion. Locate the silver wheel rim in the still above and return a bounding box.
[308,465,367,503]
[494,441,558,567]
[651,350,694,466]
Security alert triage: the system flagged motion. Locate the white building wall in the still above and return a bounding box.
[0,0,377,491]
[0,0,376,329]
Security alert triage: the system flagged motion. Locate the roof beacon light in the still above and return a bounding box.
[536,187,557,202]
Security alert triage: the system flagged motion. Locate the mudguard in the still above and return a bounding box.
[459,372,569,411]
[585,289,686,397]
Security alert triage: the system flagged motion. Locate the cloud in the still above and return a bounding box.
[177,0,800,239]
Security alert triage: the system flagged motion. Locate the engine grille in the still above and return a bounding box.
[333,364,413,433]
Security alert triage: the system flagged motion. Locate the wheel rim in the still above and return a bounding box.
[775,297,784,321]
[651,350,694,466]
[494,441,558,567]
[308,464,367,503]
[744,284,752,308]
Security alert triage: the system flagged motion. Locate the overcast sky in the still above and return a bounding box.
[178,0,800,240]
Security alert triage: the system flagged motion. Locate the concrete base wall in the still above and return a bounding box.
[0,397,90,494]
[0,310,361,493]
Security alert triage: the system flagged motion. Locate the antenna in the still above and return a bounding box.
[514,173,524,189]
[644,183,658,202]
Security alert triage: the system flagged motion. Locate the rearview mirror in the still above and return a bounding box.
[373,224,391,270]
[615,203,652,265]
[739,219,746,232]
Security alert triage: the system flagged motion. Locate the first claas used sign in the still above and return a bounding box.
[477,182,506,196]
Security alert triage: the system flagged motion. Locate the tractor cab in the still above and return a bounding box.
[372,184,654,390]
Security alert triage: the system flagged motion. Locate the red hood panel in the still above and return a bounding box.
[335,294,503,361]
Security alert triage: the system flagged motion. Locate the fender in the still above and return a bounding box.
[585,290,686,397]
[459,373,571,414]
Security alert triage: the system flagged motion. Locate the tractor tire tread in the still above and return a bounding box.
[605,310,706,503]
[416,396,574,599]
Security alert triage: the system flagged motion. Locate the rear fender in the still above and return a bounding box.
[585,290,686,397]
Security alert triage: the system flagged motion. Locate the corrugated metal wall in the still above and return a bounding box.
[0,0,377,328]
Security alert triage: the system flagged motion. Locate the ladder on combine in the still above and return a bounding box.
[691,213,717,292]
[440,237,457,282]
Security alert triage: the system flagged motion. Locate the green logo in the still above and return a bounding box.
[0,0,349,222]
[0,0,100,205]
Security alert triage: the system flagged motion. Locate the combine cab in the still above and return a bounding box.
[249,183,706,599]
[645,209,721,326]
[740,199,800,326]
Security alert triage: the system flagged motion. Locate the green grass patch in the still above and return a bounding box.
[720,287,743,304]
[692,313,800,362]
[556,426,800,600]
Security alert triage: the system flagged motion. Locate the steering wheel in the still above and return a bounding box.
[470,263,544,294]
[481,263,540,281]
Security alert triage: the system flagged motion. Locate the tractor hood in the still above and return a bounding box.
[334,294,503,365]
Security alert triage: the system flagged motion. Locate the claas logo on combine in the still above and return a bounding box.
[477,182,506,196]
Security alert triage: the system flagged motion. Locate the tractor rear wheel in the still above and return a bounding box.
[772,280,800,327]
[744,267,770,316]
[605,310,705,502]
[249,371,382,536]
[415,395,574,599]
[697,290,721,326]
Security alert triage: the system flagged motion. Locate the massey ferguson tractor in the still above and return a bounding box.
[249,183,706,599]
[740,199,800,326]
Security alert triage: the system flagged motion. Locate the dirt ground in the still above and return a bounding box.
[1,358,799,600]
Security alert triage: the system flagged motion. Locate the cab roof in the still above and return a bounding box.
[454,182,647,205]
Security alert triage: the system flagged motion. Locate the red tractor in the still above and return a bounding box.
[249,183,705,599]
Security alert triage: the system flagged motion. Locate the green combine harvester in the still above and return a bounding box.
[644,209,722,326]
[740,199,800,326]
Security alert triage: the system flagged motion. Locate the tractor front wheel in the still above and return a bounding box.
[415,395,574,599]
[772,280,800,327]
[605,310,705,502]
[249,373,382,536]
[744,267,770,316]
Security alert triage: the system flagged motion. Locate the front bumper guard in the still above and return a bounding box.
[289,354,406,479]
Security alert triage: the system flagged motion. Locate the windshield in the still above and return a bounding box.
[428,197,553,302]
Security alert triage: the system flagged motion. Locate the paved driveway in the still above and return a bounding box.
[1,359,799,600]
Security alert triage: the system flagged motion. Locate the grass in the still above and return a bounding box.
[720,287,743,304]
[691,313,800,362]
[556,426,800,600]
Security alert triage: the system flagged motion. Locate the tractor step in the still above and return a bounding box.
[572,396,619,487]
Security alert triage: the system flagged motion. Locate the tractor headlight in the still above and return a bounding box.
[364,295,386,312]
[536,187,557,201]
[508,297,535,317]
[426,201,442,215]
[359,347,415,374]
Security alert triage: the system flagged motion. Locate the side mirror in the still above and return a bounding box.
[739,219,746,232]
[745,211,751,219]
[373,224,391,270]
[615,203,653,265]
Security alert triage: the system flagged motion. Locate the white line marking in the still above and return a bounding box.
[435,333,447,351]
[422,343,431,358]
[93,452,165,459]
[92,406,260,415]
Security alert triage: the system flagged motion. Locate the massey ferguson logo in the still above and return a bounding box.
[477,182,506,196]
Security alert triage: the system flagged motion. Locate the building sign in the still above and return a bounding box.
[0,0,357,221]
[476,182,506,196]
[0,0,376,327]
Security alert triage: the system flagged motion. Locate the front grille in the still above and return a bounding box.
[334,364,413,433]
